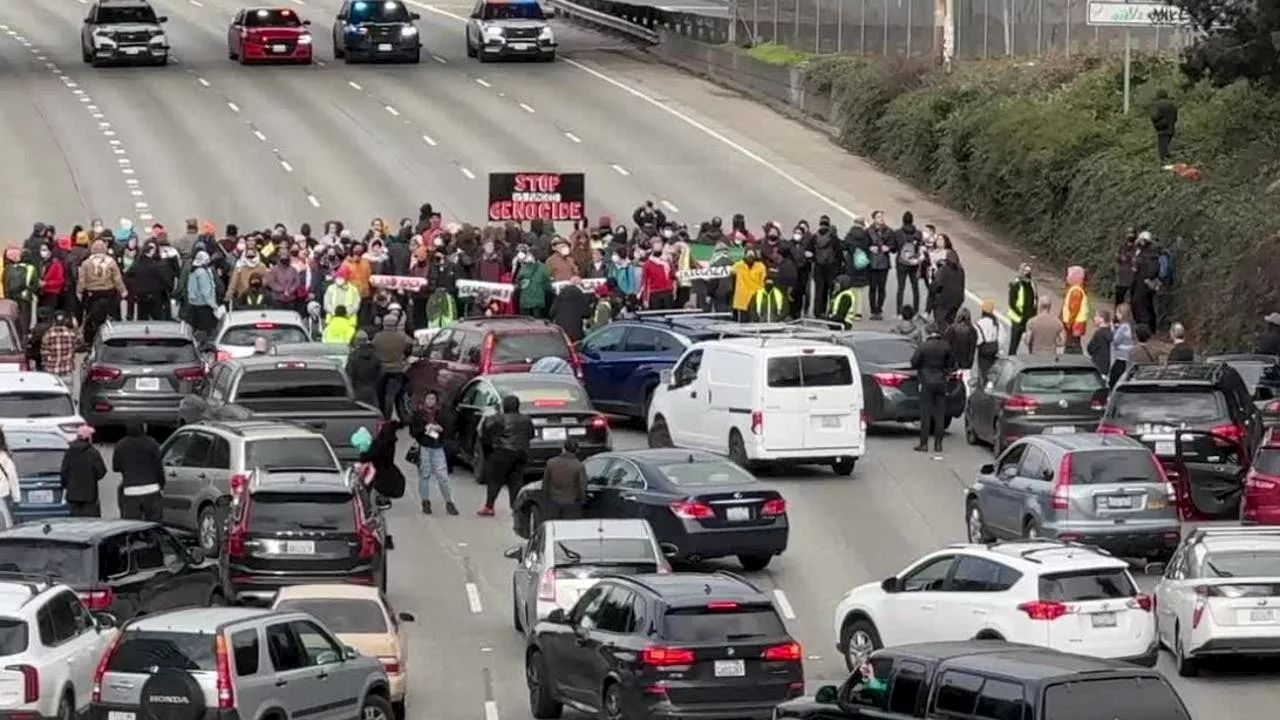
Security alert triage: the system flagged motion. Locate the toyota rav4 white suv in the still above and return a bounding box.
[832,540,1157,669]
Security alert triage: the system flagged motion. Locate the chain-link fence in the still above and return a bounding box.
[732,0,1193,56]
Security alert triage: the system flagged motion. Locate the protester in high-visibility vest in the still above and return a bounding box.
[1006,262,1037,356]
[425,287,456,329]
[748,275,788,323]
[324,265,361,318]
[322,306,358,345]
[827,275,860,330]
[1061,265,1090,355]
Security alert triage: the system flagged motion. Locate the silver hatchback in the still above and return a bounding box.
[965,434,1182,560]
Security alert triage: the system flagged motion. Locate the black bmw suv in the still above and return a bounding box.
[525,572,803,720]
[333,0,422,63]
[81,0,170,67]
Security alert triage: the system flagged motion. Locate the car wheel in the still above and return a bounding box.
[964,413,980,445]
[641,386,656,422]
[512,583,524,633]
[1174,626,1199,677]
[1022,517,1042,540]
[408,49,421,63]
[197,504,219,556]
[602,681,623,720]
[156,54,168,66]
[526,650,563,719]
[82,46,92,63]
[543,51,556,62]
[840,618,882,671]
[727,430,748,468]
[334,43,345,59]
[647,416,673,448]
[57,694,73,720]
[738,554,772,571]
[466,39,477,57]
[360,693,394,720]
[966,499,994,543]
[392,700,405,720]
[478,51,493,63]
[831,457,856,476]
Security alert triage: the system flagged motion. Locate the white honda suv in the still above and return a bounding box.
[0,579,118,719]
[832,540,1157,669]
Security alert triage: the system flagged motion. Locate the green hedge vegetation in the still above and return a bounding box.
[803,52,1280,351]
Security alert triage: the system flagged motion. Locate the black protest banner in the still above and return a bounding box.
[487,172,586,223]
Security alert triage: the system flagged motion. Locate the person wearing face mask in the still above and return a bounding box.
[809,215,841,316]
[1006,262,1037,356]
[476,236,506,283]
[37,243,65,313]
[132,243,169,321]
[865,210,893,320]
[550,276,591,342]
[120,239,141,320]
[324,265,361,319]
[545,238,577,282]
[701,241,735,312]
[265,253,300,310]
[77,241,127,343]
[512,244,551,318]
[229,247,267,307]
[606,247,641,298]
[730,249,766,321]
[340,244,375,327]
[185,251,220,338]
[641,241,676,310]
[242,276,269,307]
[748,272,788,323]
[891,211,924,317]
[3,247,37,333]
[63,230,93,321]
[730,213,757,245]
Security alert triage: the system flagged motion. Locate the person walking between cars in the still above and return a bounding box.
[77,240,126,345]
[1024,299,1062,356]
[114,422,164,522]
[911,323,955,455]
[477,395,534,517]
[541,439,589,520]
[40,312,77,388]
[373,314,414,422]
[1006,263,1036,356]
[60,425,106,518]
[410,390,458,516]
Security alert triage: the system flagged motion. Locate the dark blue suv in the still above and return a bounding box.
[578,312,733,420]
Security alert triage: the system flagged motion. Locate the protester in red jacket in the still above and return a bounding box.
[39,245,66,311]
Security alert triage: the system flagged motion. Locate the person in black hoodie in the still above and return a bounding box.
[910,323,956,454]
[550,276,590,342]
[809,216,842,316]
[866,211,893,320]
[60,425,106,517]
[114,423,164,521]
[892,212,924,317]
[132,243,171,321]
[944,308,978,379]
[477,394,534,516]
[346,331,383,409]
[359,420,405,508]
[842,217,873,318]
[928,249,967,325]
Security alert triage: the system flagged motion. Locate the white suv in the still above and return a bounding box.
[0,579,118,719]
[832,540,1157,670]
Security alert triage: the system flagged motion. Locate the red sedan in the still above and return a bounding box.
[227,7,313,64]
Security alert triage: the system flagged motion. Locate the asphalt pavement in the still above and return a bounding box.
[2,0,1279,716]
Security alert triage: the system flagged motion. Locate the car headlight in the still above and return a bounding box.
[93,34,117,46]
[538,26,553,40]
[400,26,418,36]
[149,33,166,44]
[483,25,503,37]
[298,33,312,44]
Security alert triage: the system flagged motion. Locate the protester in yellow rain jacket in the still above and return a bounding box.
[730,249,766,321]
[322,306,358,345]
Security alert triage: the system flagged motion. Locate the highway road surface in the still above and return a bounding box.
[3,0,1279,717]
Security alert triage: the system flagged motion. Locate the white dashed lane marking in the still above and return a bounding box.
[474,78,491,88]
[518,102,535,114]
[564,131,581,143]
[465,582,483,613]
[421,134,437,147]
[662,200,680,213]
[227,101,240,113]
[254,130,267,142]
[385,105,400,117]
[197,77,211,87]
[348,80,363,90]
[459,166,476,180]
[611,164,630,176]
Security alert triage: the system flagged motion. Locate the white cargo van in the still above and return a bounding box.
[646,338,866,475]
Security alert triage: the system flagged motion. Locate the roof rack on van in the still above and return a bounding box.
[701,321,846,345]
[633,309,733,326]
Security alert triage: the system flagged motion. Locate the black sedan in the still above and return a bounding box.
[1206,353,1280,427]
[512,448,789,571]
[964,354,1108,454]
[450,373,611,480]
[836,331,965,427]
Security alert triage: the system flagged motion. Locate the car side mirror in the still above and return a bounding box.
[546,608,567,624]
[469,11,481,18]
[84,17,92,24]
[815,685,839,704]
[1143,561,1167,576]
[999,465,1018,479]
[187,547,206,564]
[503,546,522,560]
[93,612,118,630]
[979,463,995,475]
[881,576,899,593]
[410,12,420,19]
[342,645,359,660]
[337,13,347,20]
[659,542,678,558]
[1040,468,1055,481]
[659,369,673,386]
[398,611,416,623]
[303,19,312,25]
[157,15,168,22]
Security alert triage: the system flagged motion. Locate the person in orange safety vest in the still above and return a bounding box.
[1061,265,1090,355]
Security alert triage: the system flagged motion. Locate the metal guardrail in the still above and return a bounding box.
[547,0,661,43]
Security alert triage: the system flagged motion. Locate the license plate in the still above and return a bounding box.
[283,540,315,555]
[1046,425,1076,434]
[27,490,54,504]
[377,43,393,51]
[1090,612,1117,628]
[542,428,566,441]
[1104,496,1133,509]
[714,659,744,677]
[272,44,286,52]
[725,506,750,522]
[135,377,161,391]
[1155,441,1175,456]
[123,47,143,54]
[108,712,136,720]
[568,428,586,436]
[820,415,841,428]
[1246,609,1278,624]
[511,42,531,50]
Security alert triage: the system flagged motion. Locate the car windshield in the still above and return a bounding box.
[274,598,388,633]
[0,392,74,418]
[0,541,93,583]
[237,369,348,399]
[0,321,19,353]
[246,438,339,471]
[108,631,216,672]
[248,492,356,533]
[1015,368,1105,393]
[97,5,159,24]
[12,449,64,479]
[348,0,411,22]
[1069,450,1160,485]
[658,460,756,487]
[99,337,199,365]
[221,324,309,347]
[662,604,787,643]
[243,8,303,26]
[849,338,916,366]
[767,354,854,388]
[1203,549,1280,578]
[481,1,546,20]
[1109,389,1227,426]
[491,333,570,364]
[0,618,28,656]
[507,385,591,411]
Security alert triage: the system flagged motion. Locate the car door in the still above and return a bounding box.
[596,459,647,520]
[158,430,195,527]
[559,584,613,707]
[580,455,614,518]
[614,327,682,411]
[151,527,214,608]
[39,590,102,713]
[578,324,628,410]
[289,619,362,720]
[333,1,349,47]
[1012,445,1054,529]
[171,431,215,528]
[1154,544,1192,646]
[229,9,242,53]
[1173,429,1247,520]
[984,443,1028,536]
[264,620,334,717]
[125,529,189,614]
[578,586,636,703]
[82,4,97,50]
[971,360,1012,441]
[881,554,958,646]
[467,0,483,44]
[515,524,546,632]
[943,556,1021,639]
[663,349,707,448]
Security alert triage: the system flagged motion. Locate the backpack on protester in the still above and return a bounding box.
[897,238,920,267]
[851,247,871,271]
[1157,249,1175,286]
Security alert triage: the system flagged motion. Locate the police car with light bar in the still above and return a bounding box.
[464,0,556,62]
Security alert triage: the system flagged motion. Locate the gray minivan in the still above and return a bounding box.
[965,434,1181,560]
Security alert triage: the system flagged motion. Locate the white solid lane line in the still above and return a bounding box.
[459,167,476,180]
[483,700,499,720]
[465,582,483,613]
[662,200,680,213]
[773,589,797,620]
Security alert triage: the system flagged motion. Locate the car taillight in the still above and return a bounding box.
[641,646,695,666]
[215,633,234,709]
[88,365,122,381]
[174,365,206,381]
[227,496,250,558]
[1004,394,1039,411]
[1090,398,1107,410]
[1051,454,1072,511]
[534,399,568,408]
[537,567,555,601]
[378,657,401,674]
[1128,594,1153,612]
[872,372,909,388]
[215,350,232,362]
[1096,422,1125,435]
[1248,473,1279,491]
[253,322,277,329]
[706,601,739,610]
[669,500,715,519]
[229,472,250,495]
[1210,423,1246,443]
[91,632,122,703]
[1192,586,1210,628]
[1017,600,1068,620]
[761,498,786,516]
[589,415,609,430]
[762,642,802,662]
[750,410,763,435]
[1268,399,1280,412]
[78,588,114,610]
[4,664,38,703]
